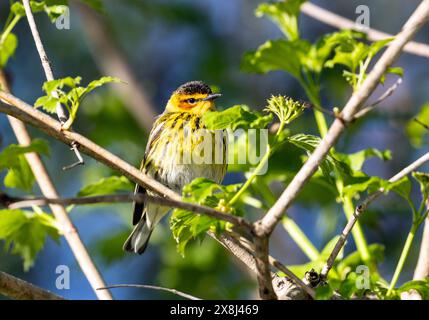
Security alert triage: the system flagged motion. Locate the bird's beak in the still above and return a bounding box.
[202,93,222,101]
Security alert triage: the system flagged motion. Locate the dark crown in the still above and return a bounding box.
[174,81,212,95]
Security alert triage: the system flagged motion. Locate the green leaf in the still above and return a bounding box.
[406,103,429,147]
[34,95,59,113]
[10,2,27,16]
[0,33,18,68]
[242,39,310,79]
[0,209,60,271]
[397,278,429,299]
[0,139,49,191]
[202,105,273,130]
[77,175,133,197]
[336,148,391,172]
[337,244,385,277]
[11,1,69,23]
[170,178,240,256]
[4,156,34,191]
[0,139,50,168]
[255,0,306,41]
[36,76,120,127]
[412,171,429,200]
[320,235,342,260]
[286,134,337,181]
[325,34,395,90]
[315,283,334,300]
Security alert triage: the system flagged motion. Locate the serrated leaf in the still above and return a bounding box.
[0,209,60,271]
[242,39,310,79]
[286,134,337,181]
[0,33,18,68]
[0,139,49,167]
[36,76,120,128]
[255,0,306,41]
[202,105,273,130]
[0,139,49,191]
[4,156,34,192]
[170,178,240,256]
[336,148,391,172]
[77,175,133,197]
[412,171,429,200]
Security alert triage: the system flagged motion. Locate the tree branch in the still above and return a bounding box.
[22,0,83,169]
[252,0,429,298]
[97,284,201,300]
[2,193,252,229]
[261,0,429,236]
[321,152,429,279]
[0,70,113,300]
[0,271,64,300]
[301,2,429,59]
[211,232,311,299]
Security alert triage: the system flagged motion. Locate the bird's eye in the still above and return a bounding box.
[187,98,197,104]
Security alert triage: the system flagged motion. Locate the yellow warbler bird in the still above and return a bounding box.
[123,81,227,254]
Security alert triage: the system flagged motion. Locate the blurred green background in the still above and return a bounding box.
[1,0,429,299]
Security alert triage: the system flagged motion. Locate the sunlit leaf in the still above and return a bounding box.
[77,175,133,197]
[0,209,60,271]
[202,105,272,130]
[0,33,17,68]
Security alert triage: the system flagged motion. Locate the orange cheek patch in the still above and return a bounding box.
[178,102,195,110]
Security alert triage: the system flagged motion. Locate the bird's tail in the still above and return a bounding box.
[123,216,153,255]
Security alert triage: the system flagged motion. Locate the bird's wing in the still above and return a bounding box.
[132,115,165,225]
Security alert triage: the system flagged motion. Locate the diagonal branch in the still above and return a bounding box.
[0,270,64,300]
[97,284,201,300]
[22,0,83,169]
[261,0,429,236]
[2,193,252,229]
[252,0,429,298]
[0,71,113,300]
[321,152,429,279]
[301,2,429,58]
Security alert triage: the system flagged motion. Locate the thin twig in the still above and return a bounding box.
[321,152,429,279]
[354,78,403,119]
[301,2,429,59]
[3,193,252,230]
[22,0,84,170]
[254,0,429,297]
[0,270,64,300]
[97,284,201,300]
[0,70,113,300]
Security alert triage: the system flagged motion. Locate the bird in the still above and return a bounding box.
[123,81,228,254]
